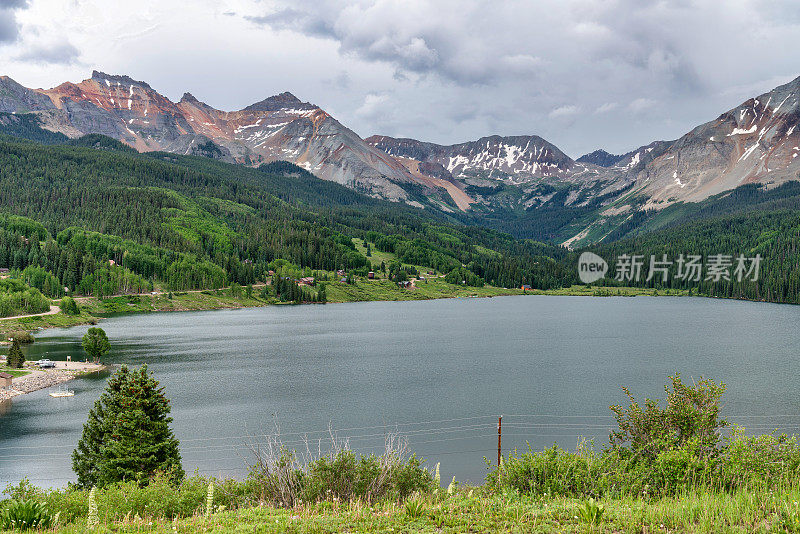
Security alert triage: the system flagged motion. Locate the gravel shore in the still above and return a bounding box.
[0,362,106,400]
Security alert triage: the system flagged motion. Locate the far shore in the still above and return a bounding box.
[0,283,688,403]
[0,360,107,401]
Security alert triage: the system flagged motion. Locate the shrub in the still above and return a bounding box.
[302,449,432,503]
[609,374,727,460]
[0,499,56,530]
[60,296,80,315]
[8,331,34,344]
[487,444,603,497]
[248,433,434,507]
[488,376,800,499]
[2,475,254,525]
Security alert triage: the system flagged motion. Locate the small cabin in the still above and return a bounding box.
[427,270,435,275]
[108,259,116,266]
[299,277,315,286]
[367,272,375,279]
[337,269,346,276]
[268,270,275,276]
[398,280,412,288]
[0,268,9,274]
[0,372,12,390]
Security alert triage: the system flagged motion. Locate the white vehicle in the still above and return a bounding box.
[36,359,56,368]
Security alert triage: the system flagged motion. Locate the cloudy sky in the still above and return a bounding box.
[0,0,798,157]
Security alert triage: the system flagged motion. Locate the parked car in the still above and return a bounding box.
[36,359,55,368]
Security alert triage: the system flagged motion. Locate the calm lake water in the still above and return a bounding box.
[2,295,800,488]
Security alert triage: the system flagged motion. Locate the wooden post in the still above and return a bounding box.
[497,415,502,466]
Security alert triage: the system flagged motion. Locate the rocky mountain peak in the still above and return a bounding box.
[576,149,624,167]
[242,92,315,113]
[90,71,152,90]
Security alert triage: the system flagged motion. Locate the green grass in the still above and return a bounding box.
[529,284,689,297]
[0,283,688,342]
[76,290,272,315]
[325,277,526,302]
[0,311,95,340]
[0,366,29,377]
[38,485,800,533]
[353,240,436,275]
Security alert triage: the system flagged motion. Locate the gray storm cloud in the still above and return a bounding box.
[1,0,799,157]
[0,0,26,43]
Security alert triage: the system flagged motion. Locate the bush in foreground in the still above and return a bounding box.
[248,433,434,506]
[488,375,800,498]
[0,498,56,530]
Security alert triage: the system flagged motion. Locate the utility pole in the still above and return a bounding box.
[497,415,502,466]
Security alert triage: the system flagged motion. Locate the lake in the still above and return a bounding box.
[2,295,799,488]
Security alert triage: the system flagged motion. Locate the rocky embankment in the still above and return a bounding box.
[0,364,105,400]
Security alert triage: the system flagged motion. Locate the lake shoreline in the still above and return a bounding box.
[0,283,688,343]
[0,283,689,401]
[3,294,795,488]
[0,361,107,401]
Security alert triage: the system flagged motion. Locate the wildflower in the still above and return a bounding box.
[205,481,214,518]
[87,487,99,529]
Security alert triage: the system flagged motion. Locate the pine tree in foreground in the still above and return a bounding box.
[72,365,184,488]
[6,338,24,368]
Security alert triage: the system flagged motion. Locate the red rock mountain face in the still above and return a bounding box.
[370,76,800,214]
[0,71,798,218]
[3,71,419,203]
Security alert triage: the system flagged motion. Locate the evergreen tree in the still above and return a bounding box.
[259,284,271,299]
[6,338,24,368]
[317,283,327,303]
[82,327,110,363]
[72,365,184,488]
[60,296,80,315]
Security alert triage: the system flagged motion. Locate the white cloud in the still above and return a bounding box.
[594,102,618,114]
[355,93,391,119]
[549,105,580,118]
[628,98,657,113]
[0,0,797,156]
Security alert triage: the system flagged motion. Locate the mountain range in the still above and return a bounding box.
[1,70,798,246]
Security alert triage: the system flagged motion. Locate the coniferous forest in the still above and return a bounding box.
[0,116,799,308]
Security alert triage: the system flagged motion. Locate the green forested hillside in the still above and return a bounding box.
[0,130,574,298]
[591,208,800,303]
[2,115,800,305]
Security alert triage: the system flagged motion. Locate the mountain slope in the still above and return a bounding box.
[624,75,800,209]
[576,149,625,167]
[367,134,581,184]
[1,71,422,203]
[3,70,800,245]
